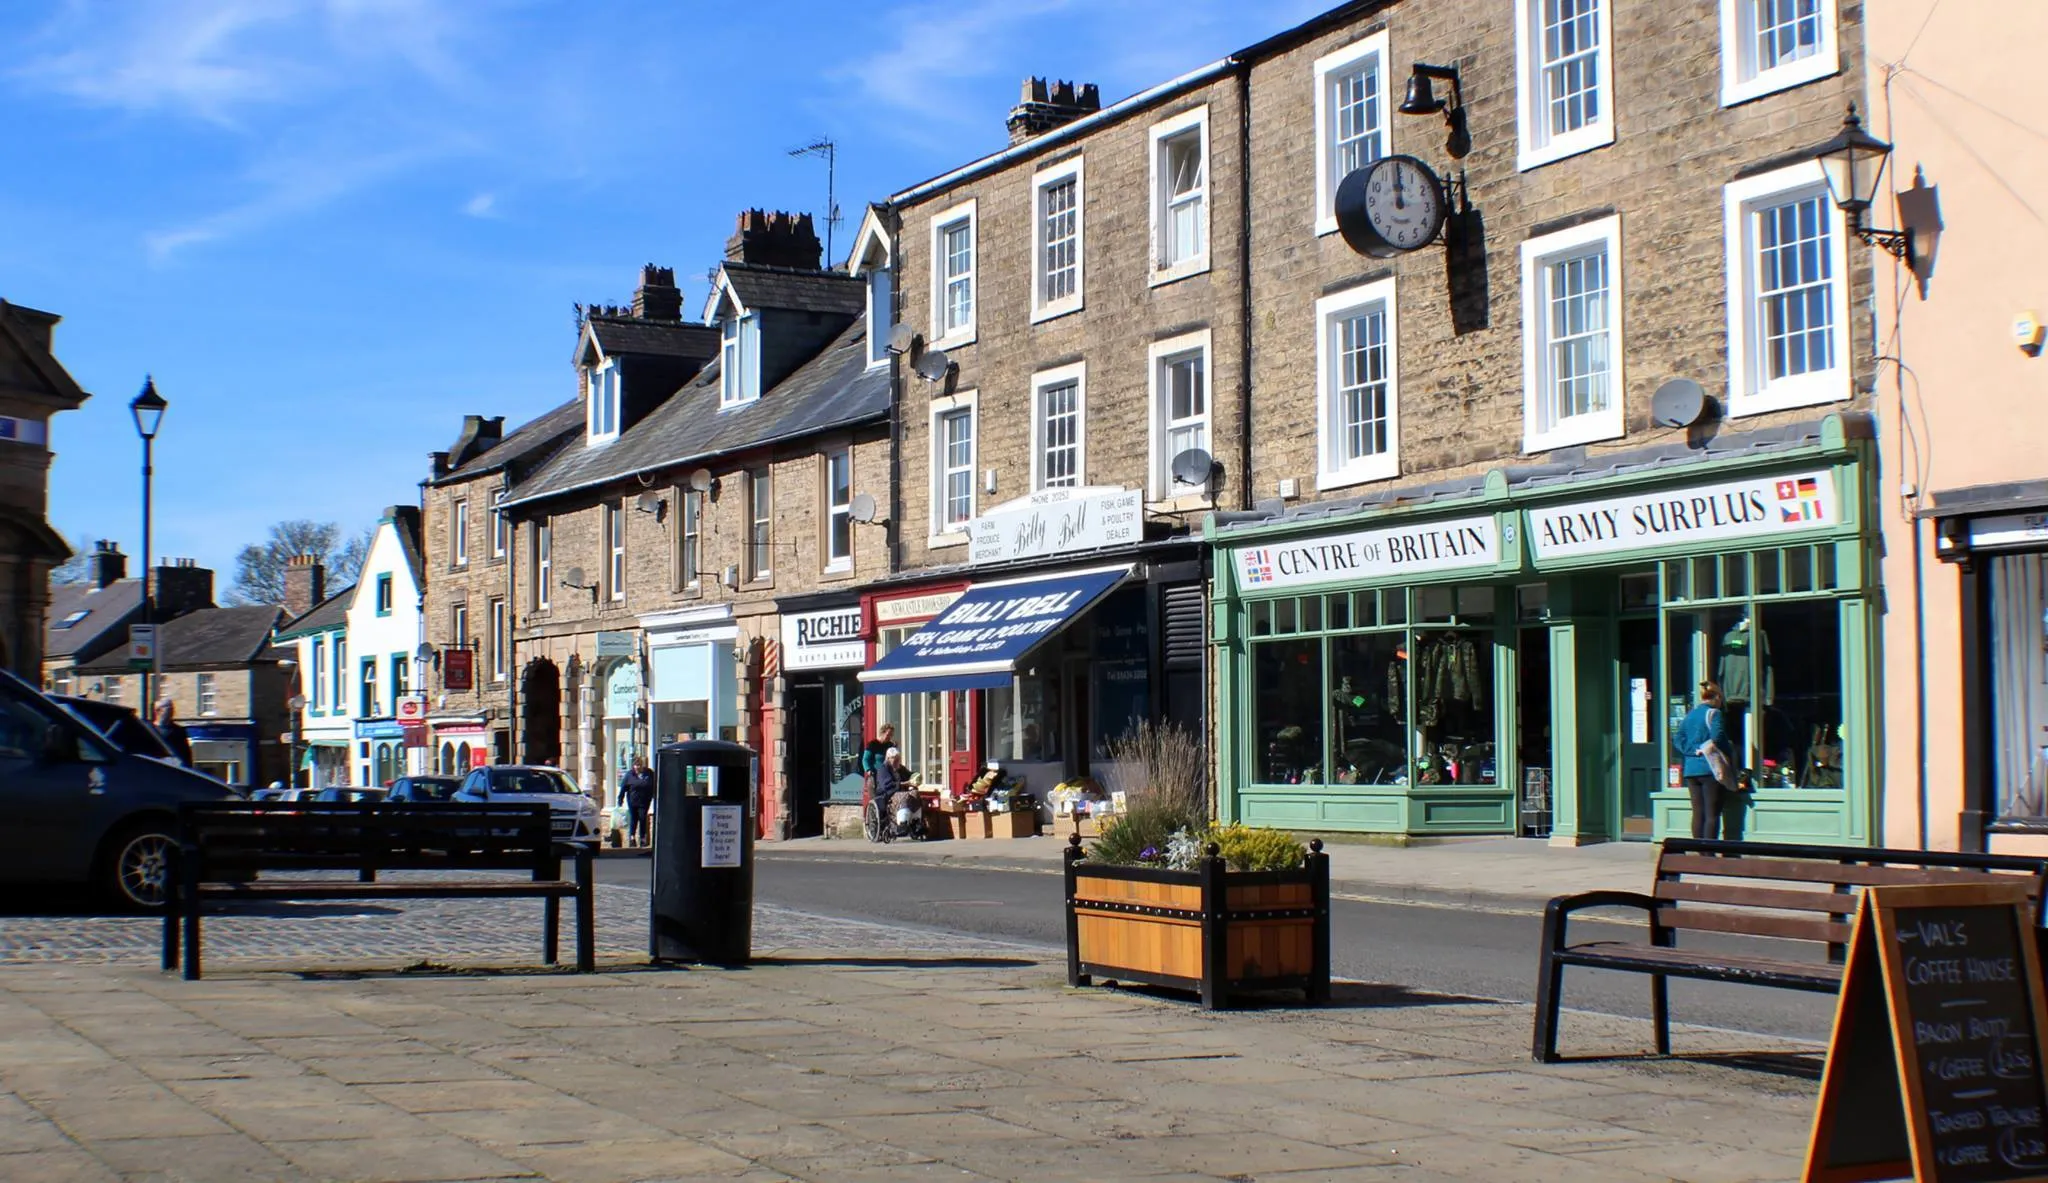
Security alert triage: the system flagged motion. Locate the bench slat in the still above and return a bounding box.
[1653,904,1852,944]
[1653,879,1858,914]
[1658,853,2045,892]
[198,882,579,900]
[1561,940,1843,985]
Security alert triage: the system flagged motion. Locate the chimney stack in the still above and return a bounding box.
[724,210,822,271]
[151,559,214,619]
[446,415,505,469]
[90,540,126,590]
[284,555,327,620]
[631,265,683,321]
[1007,78,1101,145]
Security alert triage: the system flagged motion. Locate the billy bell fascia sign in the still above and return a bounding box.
[859,566,1128,695]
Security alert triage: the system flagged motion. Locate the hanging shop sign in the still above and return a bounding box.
[442,649,475,691]
[353,719,405,740]
[605,661,641,718]
[969,486,1142,567]
[595,630,637,658]
[780,607,866,671]
[1231,515,1500,593]
[1527,469,1839,563]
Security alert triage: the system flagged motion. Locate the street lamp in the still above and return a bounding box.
[129,377,167,707]
[1811,103,1913,266]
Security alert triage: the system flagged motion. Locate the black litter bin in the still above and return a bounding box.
[650,739,757,965]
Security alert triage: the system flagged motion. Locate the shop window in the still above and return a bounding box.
[1723,553,1749,597]
[1989,555,2048,820]
[1254,639,1324,784]
[1672,600,1842,790]
[1417,587,1455,623]
[1620,572,1659,611]
[1330,633,1407,785]
[1353,591,1380,628]
[1407,630,1496,787]
[1383,592,1407,626]
[1326,594,1350,631]
[1517,583,1551,621]
[1250,600,1272,637]
[988,676,1063,765]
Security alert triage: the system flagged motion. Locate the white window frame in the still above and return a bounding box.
[196,672,217,716]
[1515,0,1616,171]
[1519,214,1626,452]
[587,359,621,443]
[1031,157,1085,323]
[489,599,507,684]
[1313,32,1392,238]
[719,313,761,407]
[865,267,894,368]
[1149,106,1211,285]
[824,449,854,572]
[1146,330,1213,501]
[451,603,468,649]
[333,638,346,717]
[1031,363,1087,492]
[534,518,552,610]
[1723,161,1852,417]
[747,469,774,583]
[1720,0,1839,106]
[452,500,468,568]
[928,390,978,544]
[678,489,702,591]
[605,502,626,601]
[928,200,978,348]
[491,489,508,558]
[1315,279,1402,489]
[311,637,327,712]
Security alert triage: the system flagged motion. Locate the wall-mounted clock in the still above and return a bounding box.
[1335,154,1448,259]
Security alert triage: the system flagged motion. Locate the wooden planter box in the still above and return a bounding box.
[1063,835,1331,1010]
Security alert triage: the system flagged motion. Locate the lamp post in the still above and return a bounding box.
[129,378,167,708]
[1811,103,1913,266]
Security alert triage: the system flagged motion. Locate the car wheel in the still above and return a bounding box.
[102,824,177,912]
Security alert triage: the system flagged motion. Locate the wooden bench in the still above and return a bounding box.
[163,801,596,980]
[1533,838,2048,1062]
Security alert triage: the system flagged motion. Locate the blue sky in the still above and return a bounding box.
[3,0,1325,584]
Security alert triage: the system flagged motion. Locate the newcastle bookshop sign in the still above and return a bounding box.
[1232,515,1501,593]
[1527,470,1840,562]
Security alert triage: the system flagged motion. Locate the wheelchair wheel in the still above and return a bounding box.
[864,799,887,843]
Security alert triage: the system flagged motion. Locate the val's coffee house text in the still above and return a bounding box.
[1213,441,1877,845]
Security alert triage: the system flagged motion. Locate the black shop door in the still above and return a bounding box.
[788,683,826,838]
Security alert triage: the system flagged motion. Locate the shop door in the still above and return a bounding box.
[787,683,826,838]
[1617,617,1662,839]
[946,691,978,793]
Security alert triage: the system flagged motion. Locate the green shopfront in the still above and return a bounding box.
[1212,420,1879,845]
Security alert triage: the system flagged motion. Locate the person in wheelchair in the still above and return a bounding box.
[865,747,926,842]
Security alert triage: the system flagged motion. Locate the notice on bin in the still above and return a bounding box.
[702,805,743,868]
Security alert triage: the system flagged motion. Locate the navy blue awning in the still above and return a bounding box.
[859,565,1131,696]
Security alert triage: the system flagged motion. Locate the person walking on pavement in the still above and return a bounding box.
[1673,681,1734,841]
[621,756,655,847]
[153,700,193,767]
[861,723,895,803]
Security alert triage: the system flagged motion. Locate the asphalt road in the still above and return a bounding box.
[598,851,1839,1046]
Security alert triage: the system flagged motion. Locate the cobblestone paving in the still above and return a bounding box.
[0,879,1038,967]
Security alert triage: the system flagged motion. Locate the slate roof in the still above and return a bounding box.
[588,317,719,361]
[506,316,888,509]
[276,585,355,639]
[433,399,585,485]
[722,264,864,317]
[77,605,285,672]
[46,578,144,659]
[0,301,89,407]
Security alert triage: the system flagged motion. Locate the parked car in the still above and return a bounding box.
[387,776,460,803]
[49,694,180,763]
[249,786,305,803]
[0,669,240,910]
[452,765,601,841]
[311,787,388,804]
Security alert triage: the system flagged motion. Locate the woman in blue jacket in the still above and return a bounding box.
[1672,681,1732,841]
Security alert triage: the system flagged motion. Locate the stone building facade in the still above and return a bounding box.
[0,300,88,678]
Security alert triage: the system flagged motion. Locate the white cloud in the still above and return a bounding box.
[462,192,498,219]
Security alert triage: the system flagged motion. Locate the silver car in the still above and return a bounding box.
[452,765,601,840]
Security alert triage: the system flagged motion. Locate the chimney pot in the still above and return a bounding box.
[724,208,823,270]
[631,264,683,321]
[90,540,127,590]
[283,555,327,620]
[1006,76,1101,145]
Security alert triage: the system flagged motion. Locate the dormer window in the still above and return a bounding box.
[587,360,621,444]
[720,313,761,407]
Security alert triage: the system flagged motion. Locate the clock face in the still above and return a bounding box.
[1339,154,1447,259]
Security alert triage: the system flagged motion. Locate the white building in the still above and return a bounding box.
[276,567,355,789]
[343,506,428,786]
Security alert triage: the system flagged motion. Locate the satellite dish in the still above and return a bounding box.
[564,566,586,588]
[634,491,661,513]
[849,491,877,523]
[913,347,952,382]
[687,468,713,493]
[887,323,916,355]
[1652,378,1708,428]
[1170,448,1216,489]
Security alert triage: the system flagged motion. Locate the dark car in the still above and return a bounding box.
[0,669,240,910]
[311,787,388,804]
[387,776,460,803]
[50,694,179,763]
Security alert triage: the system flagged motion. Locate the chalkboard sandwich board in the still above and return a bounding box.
[1806,881,2048,1183]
